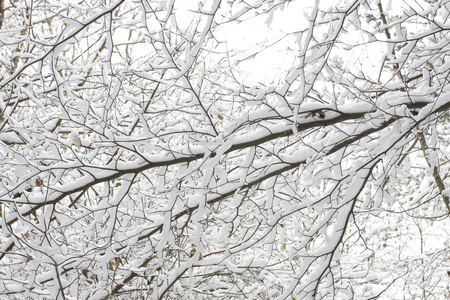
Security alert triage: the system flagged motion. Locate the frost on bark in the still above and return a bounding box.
[0,0,449,299]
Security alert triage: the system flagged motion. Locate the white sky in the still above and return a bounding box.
[172,0,315,84]
[216,1,312,84]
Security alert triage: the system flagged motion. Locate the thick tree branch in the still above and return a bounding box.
[417,131,450,213]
